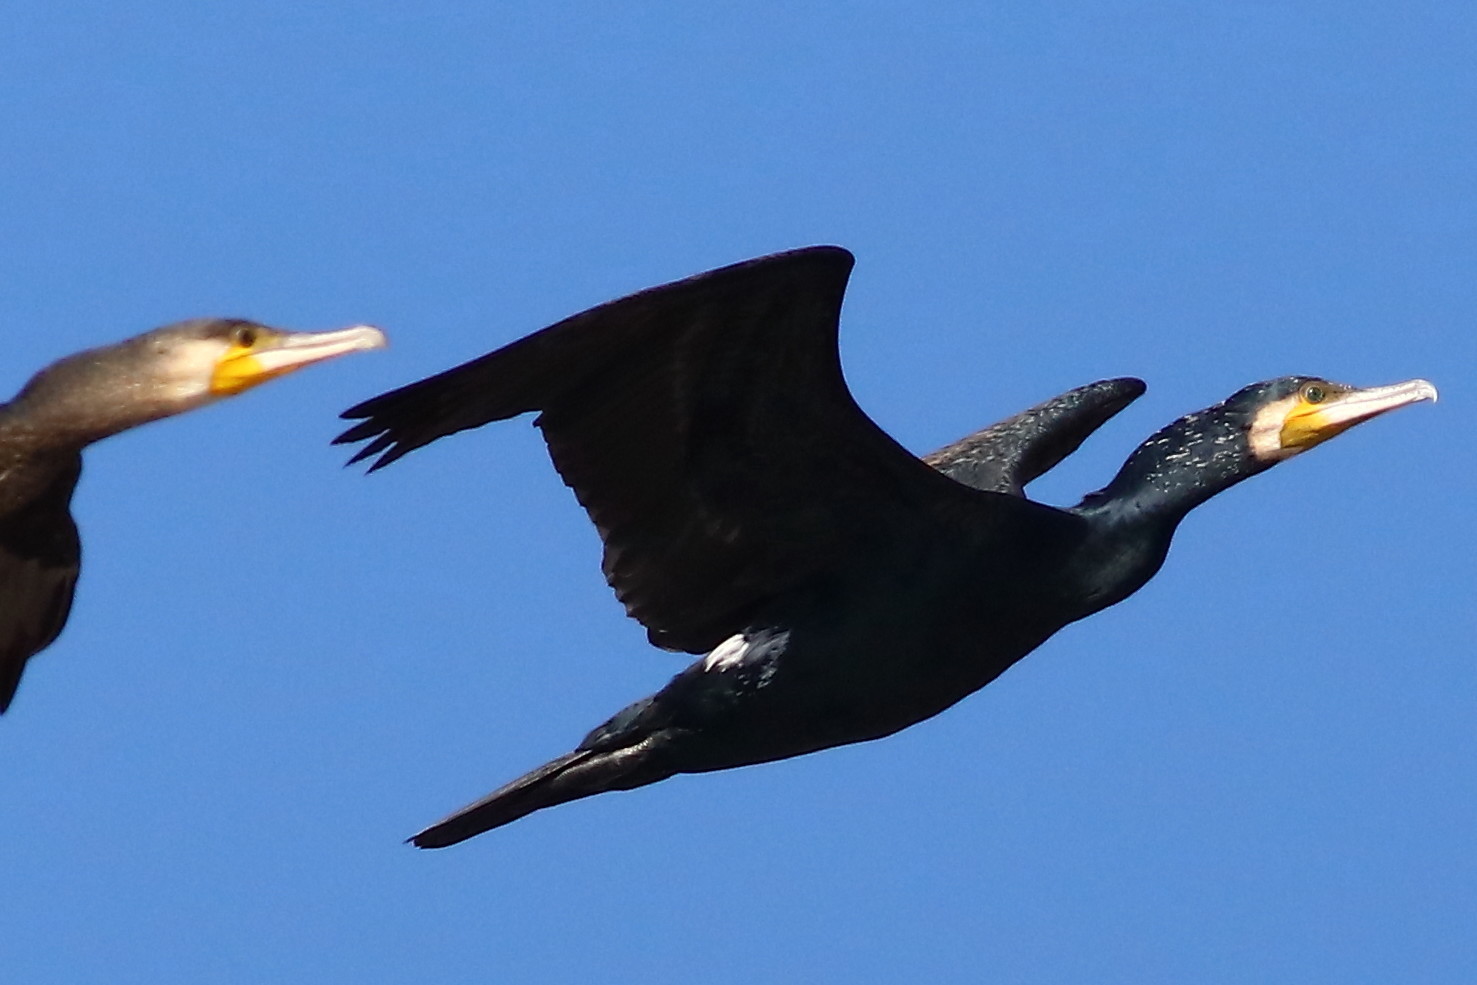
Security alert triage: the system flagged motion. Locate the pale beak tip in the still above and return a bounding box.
[343,325,389,351]
[1410,379,1438,404]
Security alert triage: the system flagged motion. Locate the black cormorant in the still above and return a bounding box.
[0,318,387,713]
[337,247,1435,848]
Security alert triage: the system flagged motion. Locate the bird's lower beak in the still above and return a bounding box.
[211,325,389,396]
[1282,378,1439,450]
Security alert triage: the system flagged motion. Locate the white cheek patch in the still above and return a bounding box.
[1247,395,1301,463]
[158,375,214,403]
[156,340,227,402]
[702,633,752,672]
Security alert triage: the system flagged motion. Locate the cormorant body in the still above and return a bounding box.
[338,247,1435,848]
[0,318,386,712]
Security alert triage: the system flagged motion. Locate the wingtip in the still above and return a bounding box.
[738,244,855,279]
[0,661,23,715]
[1096,376,1147,398]
[1083,377,1147,412]
[812,244,854,261]
[809,244,856,273]
[339,447,388,472]
[407,826,454,849]
[333,421,410,472]
[335,413,378,434]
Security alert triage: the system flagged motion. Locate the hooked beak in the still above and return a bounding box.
[1281,378,1438,450]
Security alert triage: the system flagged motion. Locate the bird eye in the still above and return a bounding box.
[232,325,258,348]
[1302,384,1326,404]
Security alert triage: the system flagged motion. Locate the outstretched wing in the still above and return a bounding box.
[0,457,82,713]
[926,378,1145,496]
[340,247,1066,653]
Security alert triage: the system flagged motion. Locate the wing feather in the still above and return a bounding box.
[340,247,1067,652]
[925,378,1145,495]
[0,457,82,712]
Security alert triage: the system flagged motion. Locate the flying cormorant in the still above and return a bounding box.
[0,319,387,713]
[337,247,1435,848]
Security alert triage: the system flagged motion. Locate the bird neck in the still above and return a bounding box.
[1052,410,1256,618]
[2,350,197,451]
[1073,406,1267,534]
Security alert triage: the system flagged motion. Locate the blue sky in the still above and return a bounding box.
[2,3,1472,982]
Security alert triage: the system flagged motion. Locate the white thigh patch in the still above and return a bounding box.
[702,633,751,672]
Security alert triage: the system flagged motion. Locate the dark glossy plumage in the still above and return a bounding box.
[924,377,1145,495]
[339,246,1434,847]
[0,459,81,712]
[0,319,385,713]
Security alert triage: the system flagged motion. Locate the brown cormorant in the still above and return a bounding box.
[337,246,1435,848]
[0,319,387,713]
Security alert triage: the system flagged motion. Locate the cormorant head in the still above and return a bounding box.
[1242,375,1439,463]
[1080,374,1437,524]
[112,318,390,403]
[12,319,388,446]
